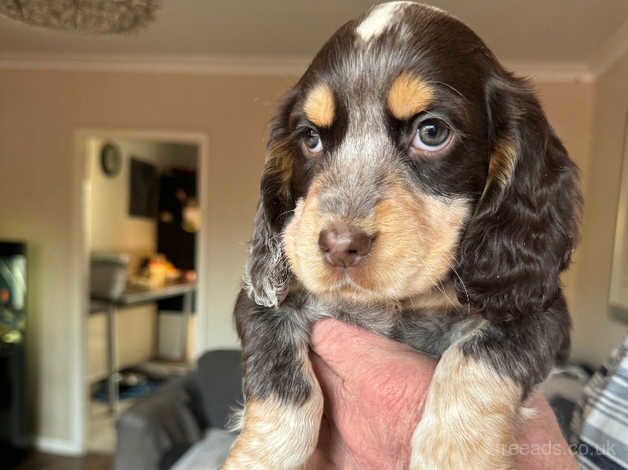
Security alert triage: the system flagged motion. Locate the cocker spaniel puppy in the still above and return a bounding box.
[223,2,581,469]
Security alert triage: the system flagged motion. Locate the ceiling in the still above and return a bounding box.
[1,0,627,73]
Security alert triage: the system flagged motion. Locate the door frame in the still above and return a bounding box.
[71,129,210,453]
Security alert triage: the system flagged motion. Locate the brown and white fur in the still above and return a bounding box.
[223,2,580,469]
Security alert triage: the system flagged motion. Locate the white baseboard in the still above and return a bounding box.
[33,436,83,456]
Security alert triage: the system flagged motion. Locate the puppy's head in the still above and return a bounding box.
[246,2,580,315]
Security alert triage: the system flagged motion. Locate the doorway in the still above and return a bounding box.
[74,130,210,454]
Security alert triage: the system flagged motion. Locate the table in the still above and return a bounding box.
[90,281,196,412]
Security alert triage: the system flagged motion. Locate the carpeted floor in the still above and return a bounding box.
[11,451,112,470]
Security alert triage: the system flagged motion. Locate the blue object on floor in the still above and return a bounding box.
[92,377,164,402]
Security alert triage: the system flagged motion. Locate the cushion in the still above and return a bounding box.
[196,350,243,429]
[171,428,237,470]
[541,364,591,439]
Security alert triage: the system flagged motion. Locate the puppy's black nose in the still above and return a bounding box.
[318,223,373,268]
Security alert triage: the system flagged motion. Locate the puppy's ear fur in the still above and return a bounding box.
[457,72,581,321]
[243,91,299,307]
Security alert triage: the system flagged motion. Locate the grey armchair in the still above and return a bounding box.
[114,350,242,470]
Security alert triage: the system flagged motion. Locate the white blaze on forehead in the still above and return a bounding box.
[356,2,451,42]
[355,1,414,41]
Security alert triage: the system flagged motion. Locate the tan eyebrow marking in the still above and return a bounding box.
[303,83,335,128]
[387,72,434,120]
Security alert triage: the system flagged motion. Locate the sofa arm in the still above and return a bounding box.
[114,373,205,470]
[541,364,591,441]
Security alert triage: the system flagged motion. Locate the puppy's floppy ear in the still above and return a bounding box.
[243,91,299,308]
[456,72,582,321]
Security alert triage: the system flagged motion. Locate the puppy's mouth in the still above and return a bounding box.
[283,180,470,303]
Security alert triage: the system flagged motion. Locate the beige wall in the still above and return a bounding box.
[86,137,197,257]
[87,137,157,256]
[0,66,606,447]
[0,70,293,446]
[571,53,628,366]
[535,81,595,313]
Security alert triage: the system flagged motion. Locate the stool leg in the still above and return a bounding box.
[106,304,118,414]
[180,292,193,361]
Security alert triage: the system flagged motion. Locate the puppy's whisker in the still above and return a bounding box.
[429,80,468,101]
[449,263,471,315]
[434,279,458,308]
[277,208,296,220]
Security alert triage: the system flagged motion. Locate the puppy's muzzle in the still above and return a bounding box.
[318,221,374,268]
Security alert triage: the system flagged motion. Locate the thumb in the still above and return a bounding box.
[310,318,437,466]
[310,318,435,383]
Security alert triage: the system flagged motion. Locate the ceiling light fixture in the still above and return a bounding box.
[0,0,160,34]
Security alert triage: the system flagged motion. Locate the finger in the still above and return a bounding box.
[311,318,436,382]
[519,389,565,439]
[304,370,350,470]
[317,410,362,470]
[306,414,335,470]
[311,351,340,394]
[515,389,578,470]
[310,352,344,418]
[311,318,402,359]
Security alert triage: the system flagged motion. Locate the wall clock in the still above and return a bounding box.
[100,142,122,177]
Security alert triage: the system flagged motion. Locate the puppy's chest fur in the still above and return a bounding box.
[282,291,481,359]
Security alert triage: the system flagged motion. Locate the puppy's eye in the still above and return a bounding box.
[412,119,451,152]
[302,128,323,156]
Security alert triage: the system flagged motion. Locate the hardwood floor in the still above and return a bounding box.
[11,452,112,470]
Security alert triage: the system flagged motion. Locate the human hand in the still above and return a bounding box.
[307,318,578,470]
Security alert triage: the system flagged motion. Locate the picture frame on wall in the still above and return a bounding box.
[129,157,159,219]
